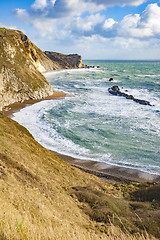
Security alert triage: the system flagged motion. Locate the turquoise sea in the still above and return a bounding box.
[13,61,160,175]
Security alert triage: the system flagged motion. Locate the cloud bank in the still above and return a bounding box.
[14,0,160,59]
[14,1,160,39]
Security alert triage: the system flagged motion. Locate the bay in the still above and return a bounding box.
[13,61,160,175]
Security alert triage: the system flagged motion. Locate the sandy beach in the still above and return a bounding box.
[3,92,160,184]
[54,151,160,183]
[3,91,66,118]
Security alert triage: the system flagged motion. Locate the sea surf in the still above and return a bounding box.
[12,60,160,175]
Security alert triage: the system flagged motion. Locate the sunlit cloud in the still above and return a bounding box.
[15,0,147,20]
[119,3,160,38]
[13,0,160,59]
[15,0,160,40]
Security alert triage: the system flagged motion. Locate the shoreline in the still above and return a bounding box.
[3,91,160,184]
[53,151,160,183]
[2,91,66,118]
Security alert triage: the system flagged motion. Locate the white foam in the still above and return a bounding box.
[12,100,92,157]
[12,64,160,175]
[44,67,100,77]
[12,96,160,174]
[138,74,160,78]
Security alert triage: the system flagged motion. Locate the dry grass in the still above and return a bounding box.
[71,185,160,238]
[0,112,159,239]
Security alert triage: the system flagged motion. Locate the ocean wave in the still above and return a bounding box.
[12,61,160,176]
[137,74,160,78]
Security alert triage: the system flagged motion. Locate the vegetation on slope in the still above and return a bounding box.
[0,28,86,111]
[0,28,54,110]
[0,112,159,239]
[0,28,52,88]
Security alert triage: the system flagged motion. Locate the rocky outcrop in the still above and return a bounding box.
[108,86,152,106]
[45,51,85,69]
[109,78,114,82]
[0,28,86,111]
[0,28,57,110]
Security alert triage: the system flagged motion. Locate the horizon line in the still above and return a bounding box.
[83,59,160,61]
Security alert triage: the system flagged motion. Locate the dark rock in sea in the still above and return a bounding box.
[126,95,134,100]
[108,86,152,106]
[134,99,152,106]
[109,78,114,82]
[97,66,100,68]
[109,86,120,92]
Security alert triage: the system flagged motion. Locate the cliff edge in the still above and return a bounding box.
[0,28,56,110]
[45,51,85,69]
[0,28,85,111]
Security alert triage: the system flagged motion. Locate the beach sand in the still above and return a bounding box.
[3,91,160,184]
[3,91,66,118]
[54,152,160,183]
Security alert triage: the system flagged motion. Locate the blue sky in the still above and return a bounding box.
[0,0,160,59]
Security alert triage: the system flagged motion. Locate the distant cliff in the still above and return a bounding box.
[45,51,85,69]
[0,28,85,111]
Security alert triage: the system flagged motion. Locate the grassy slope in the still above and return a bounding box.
[0,112,160,239]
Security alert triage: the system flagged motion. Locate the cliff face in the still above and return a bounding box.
[0,28,85,110]
[0,28,56,111]
[45,51,85,69]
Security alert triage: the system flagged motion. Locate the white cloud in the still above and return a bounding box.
[140,3,160,35]
[112,37,148,49]
[14,1,160,42]
[63,0,105,15]
[73,14,105,32]
[14,8,30,21]
[99,3,160,39]
[29,0,105,19]
[87,0,147,7]
[118,3,160,38]
[73,34,160,60]
[15,0,146,21]
[32,0,48,10]
[32,18,57,37]
[103,18,117,29]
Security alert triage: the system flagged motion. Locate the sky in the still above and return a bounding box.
[0,0,160,60]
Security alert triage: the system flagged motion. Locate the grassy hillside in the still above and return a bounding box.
[0,112,160,239]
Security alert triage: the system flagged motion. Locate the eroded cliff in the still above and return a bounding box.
[0,28,86,110]
[45,51,85,69]
[0,28,56,110]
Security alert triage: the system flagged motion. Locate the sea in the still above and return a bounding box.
[12,60,160,175]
